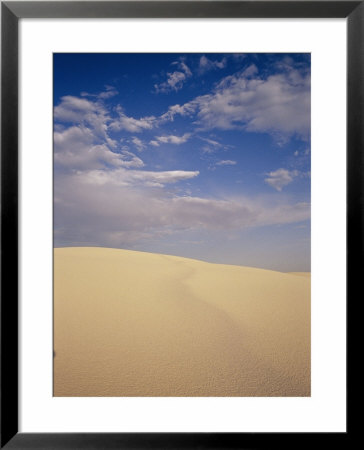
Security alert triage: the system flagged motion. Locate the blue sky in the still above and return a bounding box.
[54,53,310,271]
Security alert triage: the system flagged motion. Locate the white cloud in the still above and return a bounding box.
[201,146,216,154]
[54,93,199,195]
[55,171,310,248]
[54,95,111,139]
[54,125,143,171]
[232,54,247,62]
[98,89,118,99]
[81,87,119,100]
[54,95,98,122]
[55,59,310,146]
[110,107,156,133]
[160,101,198,122]
[241,64,258,77]
[199,137,221,147]
[162,61,310,141]
[198,136,226,154]
[154,59,192,93]
[54,95,149,171]
[175,60,192,77]
[54,94,157,138]
[199,55,227,74]
[196,68,310,140]
[78,168,199,188]
[117,151,145,168]
[131,136,146,151]
[216,160,237,166]
[265,168,299,191]
[150,133,191,146]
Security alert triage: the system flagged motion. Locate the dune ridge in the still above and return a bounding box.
[54,247,310,397]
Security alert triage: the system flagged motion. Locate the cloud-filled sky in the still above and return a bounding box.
[54,53,310,271]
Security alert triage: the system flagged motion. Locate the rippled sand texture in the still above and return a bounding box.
[54,247,310,397]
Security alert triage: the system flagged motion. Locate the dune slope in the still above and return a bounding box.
[54,247,310,396]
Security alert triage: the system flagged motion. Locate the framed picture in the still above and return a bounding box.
[1,1,356,448]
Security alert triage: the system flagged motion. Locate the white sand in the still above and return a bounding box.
[54,247,310,396]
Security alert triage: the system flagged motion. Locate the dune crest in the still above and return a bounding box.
[54,247,310,397]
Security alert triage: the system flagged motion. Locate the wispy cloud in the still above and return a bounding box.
[216,160,237,166]
[54,125,143,171]
[150,133,191,146]
[197,64,310,141]
[265,168,299,191]
[80,86,119,100]
[198,136,226,154]
[54,96,108,131]
[97,89,118,99]
[154,59,192,93]
[55,171,310,248]
[110,106,156,133]
[199,137,222,147]
[163,61,310,142]
[198,55,227,74]
[131,136,146,151]
[160,102,197,122]
[78,168,199,188]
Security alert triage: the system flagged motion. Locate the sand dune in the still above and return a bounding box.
[54,247,310,397]
[289,272,311,278]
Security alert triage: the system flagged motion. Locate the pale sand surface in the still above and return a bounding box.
[289,272,311,278]
[54,247,310,397]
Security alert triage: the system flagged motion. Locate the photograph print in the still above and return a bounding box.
[53,53,311,397]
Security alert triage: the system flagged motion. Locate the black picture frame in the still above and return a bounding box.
[1,1,357,448]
